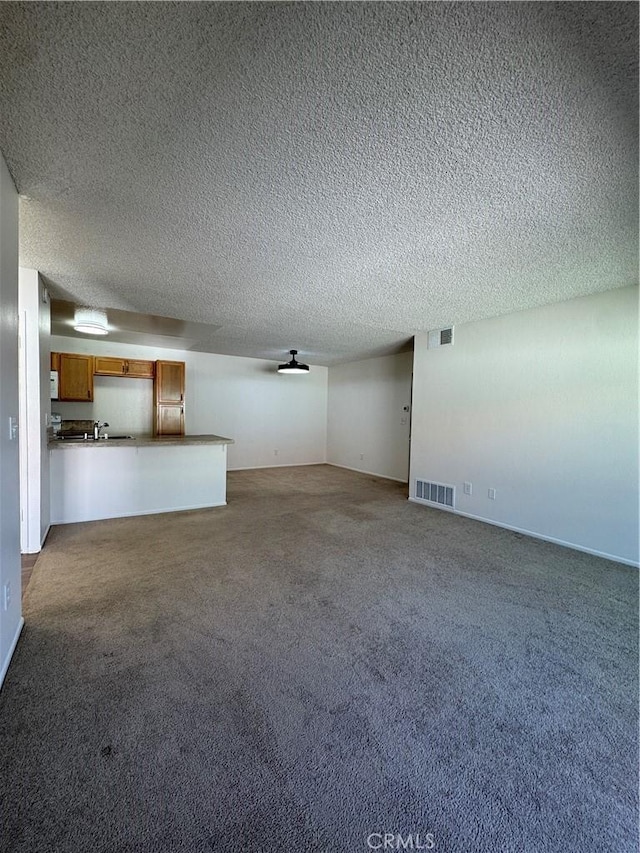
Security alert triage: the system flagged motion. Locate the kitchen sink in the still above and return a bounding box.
[56,434,134,441]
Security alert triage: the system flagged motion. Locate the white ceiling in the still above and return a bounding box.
[0,2,637,365]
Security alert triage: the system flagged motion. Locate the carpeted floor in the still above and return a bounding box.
[0,465,637,853]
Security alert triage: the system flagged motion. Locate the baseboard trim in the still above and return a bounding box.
[228,462,326,472]
[407,498,639,568]
[51,501,227,525]
[328,462,408,484]
[0,616,25,691]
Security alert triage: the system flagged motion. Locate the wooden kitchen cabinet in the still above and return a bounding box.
[156,404,185,436]
[94,356,127,375]
[94,356,155,378]
[126,359,155,378]
[155,361,184,403]
[154,360,185,435]
[57,353,94,401]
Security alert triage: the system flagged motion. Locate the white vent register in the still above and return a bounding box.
[415,479,455,508]
[427,327,454,348]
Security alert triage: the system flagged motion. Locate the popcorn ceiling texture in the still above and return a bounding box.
[0,2,637,364]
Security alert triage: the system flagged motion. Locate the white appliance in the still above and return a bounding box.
[50,370,59,400]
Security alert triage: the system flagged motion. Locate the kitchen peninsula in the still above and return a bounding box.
[50,434,234,524]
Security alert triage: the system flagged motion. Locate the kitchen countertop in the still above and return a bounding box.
[49,434,234,449]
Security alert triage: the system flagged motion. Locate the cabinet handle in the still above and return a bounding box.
[123,363,127,374]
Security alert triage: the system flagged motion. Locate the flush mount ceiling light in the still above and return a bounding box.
[73,307,109,335]
[277,349,309,374]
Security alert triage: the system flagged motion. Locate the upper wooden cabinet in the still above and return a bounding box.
[155,360,185,404]
[126,359,155,379]
[94,356,126,376]
[57,353,94,402]
[154,360,185,435]
[94,356,155,378]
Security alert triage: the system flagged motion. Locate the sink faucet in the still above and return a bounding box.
[93,421,109,440]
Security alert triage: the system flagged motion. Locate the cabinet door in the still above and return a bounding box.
[155,361,184,403]
[154,360,185,434]
[58,354,94,401]
[156,404,184,436]
[95,356,126,376]
[126,359,155,379]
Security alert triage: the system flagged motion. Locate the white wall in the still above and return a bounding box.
[0,153,23,688]
[18,268,51,552]
[409,286,639,566]
[327,351,413,482]
[51,336,329,470]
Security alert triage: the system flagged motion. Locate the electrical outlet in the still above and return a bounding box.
[359,453,364,461]
[463,482,472,496]
[488,488,496,500]
[274,449,279,456]
[3,582,11,611]
[400,417,407,425]
[8,416,18,441]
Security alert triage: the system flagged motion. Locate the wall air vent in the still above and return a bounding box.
[415,479,455,508]
[427,327,454,349]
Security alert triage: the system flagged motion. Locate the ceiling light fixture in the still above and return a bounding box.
[73,307,109,335]
[277,349,309,374]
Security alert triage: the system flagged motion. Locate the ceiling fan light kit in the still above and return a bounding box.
[277,350,309,374]
[73,307,109,336]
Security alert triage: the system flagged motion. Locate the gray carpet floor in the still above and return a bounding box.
[0,465,637,853]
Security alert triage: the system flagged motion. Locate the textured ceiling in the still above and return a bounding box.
[0,2,637,365]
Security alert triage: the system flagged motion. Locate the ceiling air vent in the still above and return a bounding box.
[427,327,454,349]
[415,479,455,509]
